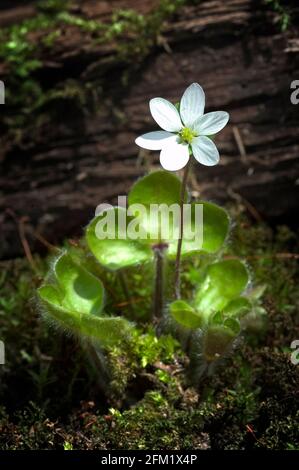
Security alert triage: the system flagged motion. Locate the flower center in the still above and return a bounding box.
[179,127,197,144]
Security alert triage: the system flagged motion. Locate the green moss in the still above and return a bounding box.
[97,392,207,450]
[264,0,291,31]
[107,327,182,401]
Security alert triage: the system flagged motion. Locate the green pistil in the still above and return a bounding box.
[179,127,197,144]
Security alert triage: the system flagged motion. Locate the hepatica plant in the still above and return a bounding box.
[38,83,266,384]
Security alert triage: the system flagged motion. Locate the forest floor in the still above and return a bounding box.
[0,206,298,450]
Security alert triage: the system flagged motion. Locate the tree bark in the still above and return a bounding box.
[0,0,299,259]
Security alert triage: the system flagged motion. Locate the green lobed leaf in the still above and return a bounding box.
[38,254,132,345]
[38,284,63,309]
[222,297,252,318]
[86,171,229,268]
[169,300,202,329]
[128,170,183,208]
[223,317,241,335]
[54,253,104,315]
[168,201,230,257]
[195,259,250,322]
[210,311,223,325]
[86,207,153,270]
[38,287,131,345]
[210,312,241,334]
[200,202,230,253]
[128,170,184,245]
[38,284,83,331]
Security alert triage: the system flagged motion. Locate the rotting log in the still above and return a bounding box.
[0,0,299,259]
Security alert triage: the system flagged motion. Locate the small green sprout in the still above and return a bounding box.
[63,441,73,451]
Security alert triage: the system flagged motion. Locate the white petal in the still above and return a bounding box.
[135,131,176,150]
[160,140,190,171]
[193,111,229,135]
[191,136,219,166]
[149,98,182,132]
[180,83,205,127]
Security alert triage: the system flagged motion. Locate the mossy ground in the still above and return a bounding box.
[0,208,298,450]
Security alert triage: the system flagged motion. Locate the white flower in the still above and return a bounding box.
[135,83,229,171]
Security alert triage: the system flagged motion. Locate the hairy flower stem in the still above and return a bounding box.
[153,244,167,319]
[174,161,191,299]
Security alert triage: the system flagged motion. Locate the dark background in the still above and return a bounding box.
[0,0,298,259]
